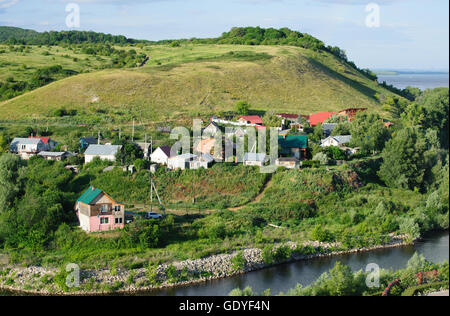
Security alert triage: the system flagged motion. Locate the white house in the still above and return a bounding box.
[190,153,215,170]
[150,146,172,165]
[168,153,197,170]
[321,135,352,148]
[84,144,122,164]
[243,153,268,167]
[10,138,46,159]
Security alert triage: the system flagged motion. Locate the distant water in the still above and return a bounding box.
[377,73,449,90]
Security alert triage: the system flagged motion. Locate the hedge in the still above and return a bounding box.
[401,281,449,297]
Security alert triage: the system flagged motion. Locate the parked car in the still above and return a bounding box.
[146,212,163,219]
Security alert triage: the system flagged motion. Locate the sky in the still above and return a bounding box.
[0,0,448,70]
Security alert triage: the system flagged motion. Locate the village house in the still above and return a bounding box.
[276,113,299,122]
[84,144,122,164]
[195,137,235,162]
[10,137,46,159]
[38,151,73,161]
[79,137,98,150]
[168,153,215,170]
[189,153,215,170]
[278,135,308,160]
[150,146,173,165]
[243,153,268,167]
[321,135,352,148]
[309,112,338,127]
[28,136,58,151]
[167,153,197,170]
[237,115,263,126]
[75,187,125,233]
[203,121,221,136]
[339,108,367,121]
[276,157,300,169]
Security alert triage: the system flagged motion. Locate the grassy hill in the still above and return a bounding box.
[0,44,396,122]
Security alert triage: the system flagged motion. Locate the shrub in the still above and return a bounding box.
[231,251,246,271]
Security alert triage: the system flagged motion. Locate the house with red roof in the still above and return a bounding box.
[28,136,58,151]
[309,112,338,126]
[237,115,263,126]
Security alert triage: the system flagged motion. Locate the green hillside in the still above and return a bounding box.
[0,43,396,122]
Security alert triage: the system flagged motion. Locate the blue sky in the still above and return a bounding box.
[0,0,448,70]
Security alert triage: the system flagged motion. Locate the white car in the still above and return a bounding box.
[146,212,163,219]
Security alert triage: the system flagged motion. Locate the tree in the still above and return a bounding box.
[115,141,143,165]
[235,101,250,115]
[350,112,391,155]
[378,127,428,190]
[0,154,22,213]
[417,88,449,149]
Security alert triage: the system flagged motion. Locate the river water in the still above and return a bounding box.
[377,73,449,90]
[150,231,449,296]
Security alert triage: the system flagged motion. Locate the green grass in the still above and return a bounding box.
[0,44,397,122]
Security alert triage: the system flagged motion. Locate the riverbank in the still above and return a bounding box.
[0,235,413,296]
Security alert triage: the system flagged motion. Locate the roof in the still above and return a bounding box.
[156,145,172,157]
[238,115,263,125]
[11,137,43,145]
[323,123,338,134]
[198,153,215,163]
[277,113,299,120]
[29,136,50,144]
[169,153,197,161]
[277,157,299,162]
[244,153,267,162]
[38,151,67,157]
[322,135,352,145]
[309,112,337,126]
[333,135,352,144]
[339,108,367,113]
[77,187,104,205]
[80,137,98,144]
[278,135,308,149]
[84,144,122,156]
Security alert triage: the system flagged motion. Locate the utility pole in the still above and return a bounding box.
[98,130,101,145]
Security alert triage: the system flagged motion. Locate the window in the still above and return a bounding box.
[100,217,109,225]
[115,205,121,212]
[100,205,109,213]
[115,218,123,224]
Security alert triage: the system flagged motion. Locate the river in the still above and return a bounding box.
[377,73,449,90]
[150,231,449,296]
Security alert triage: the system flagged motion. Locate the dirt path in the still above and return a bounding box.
[228,176,273,211]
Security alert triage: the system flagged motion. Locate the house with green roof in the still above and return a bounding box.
[75,186,125,233]
[278,135,308,159]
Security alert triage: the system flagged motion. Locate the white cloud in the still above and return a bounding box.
[0,0,19,9]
